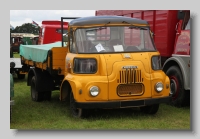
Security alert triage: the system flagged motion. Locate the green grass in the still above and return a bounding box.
[13,53,20,58]
[10,75,190,130]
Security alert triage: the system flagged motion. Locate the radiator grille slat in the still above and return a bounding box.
[119,69,142,84]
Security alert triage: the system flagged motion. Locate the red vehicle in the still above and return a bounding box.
[96,10,190,107]
[38,20,68,44]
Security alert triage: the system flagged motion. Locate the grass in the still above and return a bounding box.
[13,52,20,58]
[10,75,190,130]
[10,53,190,130]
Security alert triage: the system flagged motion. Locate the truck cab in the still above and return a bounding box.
[10,34,23,53]
[61,16,171,117]
[38,20,68,44]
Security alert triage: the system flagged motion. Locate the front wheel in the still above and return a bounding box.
[70,91,89,118]
[166,66,189,107]
[140,104,159,114]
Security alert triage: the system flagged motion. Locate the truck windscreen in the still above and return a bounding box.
[74,26,156,53]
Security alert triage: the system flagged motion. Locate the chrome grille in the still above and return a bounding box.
[117,84,144,96]
[118,69,142,84]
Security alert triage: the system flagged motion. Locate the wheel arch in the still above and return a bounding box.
[27,68,54,92]
[60,76,82,101]
[27,68,36,86]
[60,80,72,101]
[163,57,190,90]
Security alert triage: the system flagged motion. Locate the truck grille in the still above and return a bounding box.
[117,84,144,96]
[118,69,142,84]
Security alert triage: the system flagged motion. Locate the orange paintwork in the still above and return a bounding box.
[62,21,170,103]
[63,52,170,103]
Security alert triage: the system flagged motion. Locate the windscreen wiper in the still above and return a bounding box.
[122,21,148,30]
[86,27,107,32]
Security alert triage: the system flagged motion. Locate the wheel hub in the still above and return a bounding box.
[169,76,179,100]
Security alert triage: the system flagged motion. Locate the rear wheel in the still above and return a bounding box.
[31,76,44,102]
[44,91,52,101]
[140,104,159,114]
[166,66,189,107]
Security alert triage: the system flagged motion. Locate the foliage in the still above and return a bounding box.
[10,23,40,35]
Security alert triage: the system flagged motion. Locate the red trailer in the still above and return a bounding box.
[96,10,190,107]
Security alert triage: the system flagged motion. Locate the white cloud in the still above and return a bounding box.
[10,10,95,28]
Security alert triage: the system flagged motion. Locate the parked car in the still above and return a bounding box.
[10,57,26,79]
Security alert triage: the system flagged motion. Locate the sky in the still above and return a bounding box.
[10,10,96,28]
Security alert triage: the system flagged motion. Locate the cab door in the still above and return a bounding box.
[174,11,190,55]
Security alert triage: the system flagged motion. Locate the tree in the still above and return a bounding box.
[10,23,40,35]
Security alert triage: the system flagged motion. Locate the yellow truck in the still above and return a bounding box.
[20,16,172,118]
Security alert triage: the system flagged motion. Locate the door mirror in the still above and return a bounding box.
[63,34,68,42]
[177,11,185,20]
[150,31,155,38]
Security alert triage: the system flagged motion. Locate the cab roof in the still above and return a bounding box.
[42,20,68,28]
[69,16,149,26]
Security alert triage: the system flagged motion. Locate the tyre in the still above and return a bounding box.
[140,104,159,114]
[44,91,52,101]
[166,66,189,107]
[31,76,44,102]
[70,91,89,118]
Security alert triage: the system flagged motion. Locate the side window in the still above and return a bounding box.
[42,28,45,37]
[182,11,190,30]
[69,30,76,53]
[185,19,190,30]
[56,29,68,34]
[144,30,155,50]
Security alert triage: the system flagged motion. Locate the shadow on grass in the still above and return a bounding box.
[13,85,191,121]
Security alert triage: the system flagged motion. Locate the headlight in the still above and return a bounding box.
[73,58,97,74]
[151,55,162,70]
[89,86,99,97]
[155,82,164,93]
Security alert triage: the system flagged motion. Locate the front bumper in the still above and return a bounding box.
[76,96,172,109]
